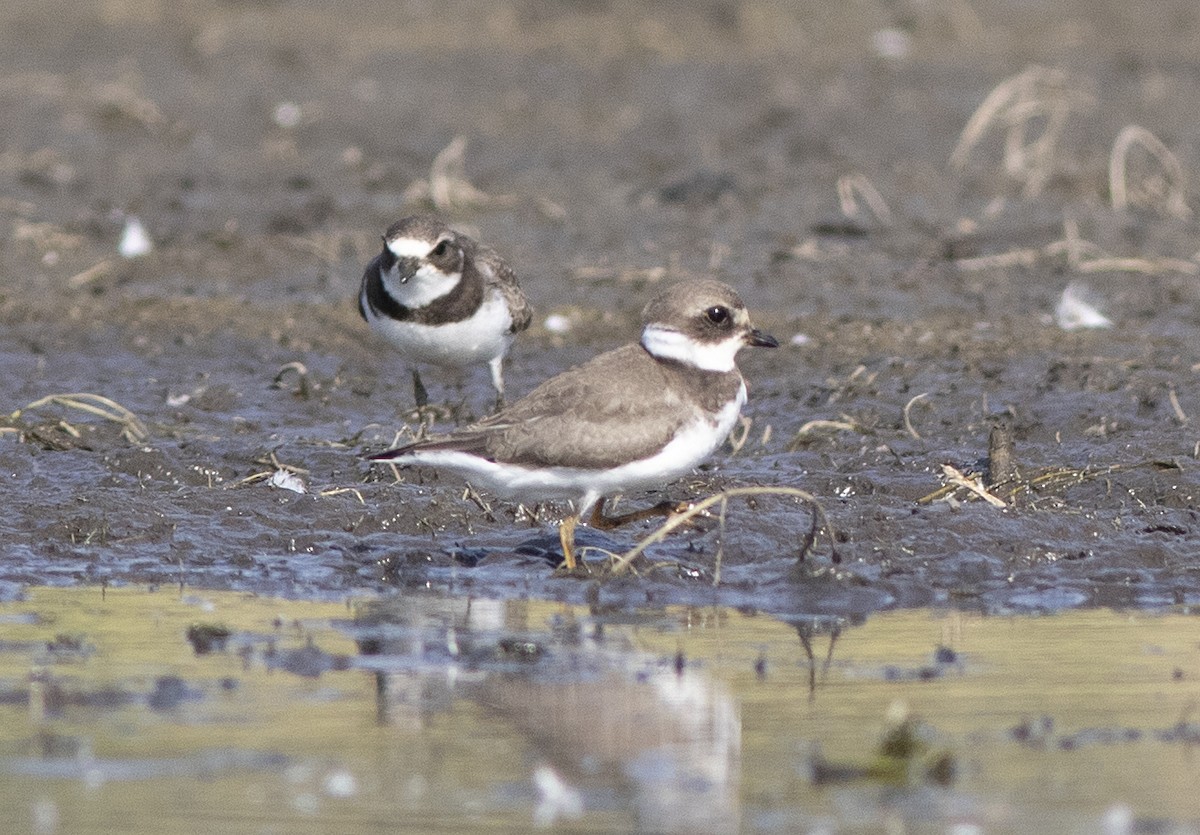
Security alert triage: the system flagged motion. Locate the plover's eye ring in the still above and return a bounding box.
[705,305,731,326]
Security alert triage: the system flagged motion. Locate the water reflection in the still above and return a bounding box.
[354,595,741,831]
[790,616,847,700]
[0,587,1197,832]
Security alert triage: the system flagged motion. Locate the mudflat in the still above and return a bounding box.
[3,0,1200,617]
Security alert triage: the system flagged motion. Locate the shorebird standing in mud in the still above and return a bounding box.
[358,215,532,412]
[367,278,778,570]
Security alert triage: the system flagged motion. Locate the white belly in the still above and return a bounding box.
[366,291,513,369]
[401,384,747,512]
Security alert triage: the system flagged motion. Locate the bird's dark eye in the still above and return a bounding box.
[431,240,450,258]
[705,305,731,326]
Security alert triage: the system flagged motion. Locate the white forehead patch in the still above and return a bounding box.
[385,236,438,259]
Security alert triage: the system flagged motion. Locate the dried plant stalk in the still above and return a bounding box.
[12,393,148,443]
[836,172,893,226]
[1109,125,1191,219]
[950,66,1093,197]
[608,485,837,578]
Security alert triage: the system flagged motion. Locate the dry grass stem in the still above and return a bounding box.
[1169,386,1189,426]
[95,81,167,130]
[726,416,753,456]
[939,464,1007,507]
[279,231,358,265]
[273,362,311,397]
[608,485,837,578]
[789,239,841,261]
[67,260,114,288]
[403,136,514,211]
[318,486,366,505]
[788,419,862,450]
[12,393,148,443]
[12,220,87,252]
[1109,125,1191,219]
[571,264,670,285]
[902,393,930,440]
[919,461,1151,507]
[1076,256,1198,275]
[461,483,496,519]
[954,248,1040,271]
[836,172,894,226]
[956,217,1200,277]
[950,66,1093,197]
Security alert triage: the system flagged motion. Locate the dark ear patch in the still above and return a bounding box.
[428,237,461,271]
[379,238,397,272]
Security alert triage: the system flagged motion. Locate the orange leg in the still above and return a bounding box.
[558,514,579,571]
[588,497,692,531]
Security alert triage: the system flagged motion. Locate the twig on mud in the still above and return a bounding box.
[461,482,497,521]
[273,361,311,398]
[1076,256,1199,275]
[955,217,1200,277]
[836,172,894,226]
[902,393,930,441]
[11,393,148,443]
[1109,125,1191,219]
[607,485,839,579]
[67,260,114,288]
[571,263,671,286]
[13,219,87,253]
[919,460,1163,508]
[1169,386,1189,426]
[953,248,1041,271]
[787,419,863,450]
[950,65,1094,197]
[403,136,514,212]
[939,464,1007,508]
[726,416,753,456]
[1051,216,1088,269]
[318,486,366,505]
[277,230,361,265]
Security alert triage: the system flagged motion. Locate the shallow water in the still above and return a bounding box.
[0,586,1197,833]
[5,2,1200,829]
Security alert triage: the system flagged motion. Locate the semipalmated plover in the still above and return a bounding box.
[367,278,778,570]
[358,215,533,409]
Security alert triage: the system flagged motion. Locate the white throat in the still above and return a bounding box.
[641,325,741,372]
[383,238,461,308]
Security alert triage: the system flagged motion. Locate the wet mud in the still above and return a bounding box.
[4,0,1200,620]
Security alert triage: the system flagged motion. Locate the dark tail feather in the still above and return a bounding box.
[366,445,413,461]
[365,432,492,462]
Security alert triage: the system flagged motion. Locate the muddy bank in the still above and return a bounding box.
[3,0,1200,618]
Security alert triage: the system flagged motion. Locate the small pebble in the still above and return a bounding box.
[544,313,572,334]
[118,217,153,258]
